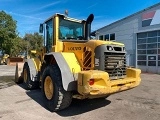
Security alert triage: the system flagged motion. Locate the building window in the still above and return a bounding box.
[148,56,156,60]
[158,31,160,36]
[147,49,157,54]
[147,37,157,43]
[137,61,146,65]
[148,31,157,37]
[148,61,156,66]
[105,34,109,40]
[147,55,157,66]
[137,38,146,44]
[99,35,104,40]
[110,33,115,41]
[158,55,160,66]
[137,44,146,49]
[137,50,146,54]
[147,43,157,49]
[158,37,160,42]
[104,33,115,41]
[138,55,146,60]
[137,32,147,38]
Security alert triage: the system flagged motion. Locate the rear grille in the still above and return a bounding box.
[104,52,126,79]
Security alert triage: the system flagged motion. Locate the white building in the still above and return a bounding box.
[93,3,160,74]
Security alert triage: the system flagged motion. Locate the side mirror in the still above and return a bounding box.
[39,23,43,33]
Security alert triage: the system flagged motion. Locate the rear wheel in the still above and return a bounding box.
[42,65,72,112]
[23,62,39,89]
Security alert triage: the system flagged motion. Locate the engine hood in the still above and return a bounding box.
[86,40,124,50]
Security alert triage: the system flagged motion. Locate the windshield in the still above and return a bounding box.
[59,18,84,40]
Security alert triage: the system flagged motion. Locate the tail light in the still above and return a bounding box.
[89,79,94,85]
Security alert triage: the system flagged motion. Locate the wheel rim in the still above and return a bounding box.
[23,69,27,83]
[44,76,54,100]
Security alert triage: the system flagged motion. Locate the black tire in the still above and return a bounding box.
[15,76,23,84]
[4,58,8,65]
[23,62,39,90]
[41,64,72,112]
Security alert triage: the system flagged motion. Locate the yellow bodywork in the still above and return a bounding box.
[77,68,141,99]
[50,39,125,71]
[86,40,124,50]
[30,49,45,71]
[32,57,42,71]
[18,13,141,100]
[44,14,141,98]
[61,52,81,73]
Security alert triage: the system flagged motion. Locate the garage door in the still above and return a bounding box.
[137,30,160,73]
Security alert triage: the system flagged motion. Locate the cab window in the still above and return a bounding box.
[45,19,54,52]
[59,18,84,40]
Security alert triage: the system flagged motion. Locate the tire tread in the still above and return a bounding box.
[42,64,72,112]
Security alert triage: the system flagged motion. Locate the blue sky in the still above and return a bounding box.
[0,0,160,37]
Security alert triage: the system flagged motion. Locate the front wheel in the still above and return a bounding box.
[23,62,39,89]
[41,65,72,112]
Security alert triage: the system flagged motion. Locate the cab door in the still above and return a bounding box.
[45,19,54,53]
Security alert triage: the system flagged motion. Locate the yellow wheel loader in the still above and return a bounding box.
[0,54,9,65]
[15,13,141,112]
[0,54,24,66]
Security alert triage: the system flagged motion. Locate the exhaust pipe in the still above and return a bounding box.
[85,14,94,40]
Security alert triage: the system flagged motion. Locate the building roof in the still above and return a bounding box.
[91,2,160,36]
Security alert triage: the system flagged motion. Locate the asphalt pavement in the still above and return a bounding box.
[0,65,160,120]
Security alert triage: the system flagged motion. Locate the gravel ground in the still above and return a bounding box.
[0,65,160,120]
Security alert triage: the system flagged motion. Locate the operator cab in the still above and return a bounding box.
[39,13,94,52]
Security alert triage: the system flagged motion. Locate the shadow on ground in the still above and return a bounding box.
[57,98,111,116]
[0,76,16,89]
[18,83,111,116]
[18,83,48,108]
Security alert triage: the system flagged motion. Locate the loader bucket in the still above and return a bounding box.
[15,62,24,83]
[7,57,24,66]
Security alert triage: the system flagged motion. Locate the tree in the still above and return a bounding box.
[0,11,17,55]
[23,32,43,55]
[11,37,28,56]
